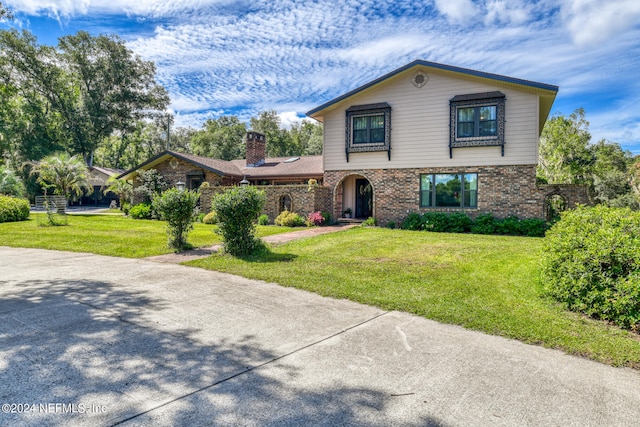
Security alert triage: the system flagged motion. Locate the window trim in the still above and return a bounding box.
[419,173,478,209]
[345,103,391,162]
[449,92,505,158]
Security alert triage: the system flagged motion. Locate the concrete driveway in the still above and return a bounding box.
[1,247,639,426]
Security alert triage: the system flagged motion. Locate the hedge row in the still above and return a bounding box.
[541,206,640,332]
[0,195,30,223]
[400,212,548,237]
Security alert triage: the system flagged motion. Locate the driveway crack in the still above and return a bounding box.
[109,310,390,426]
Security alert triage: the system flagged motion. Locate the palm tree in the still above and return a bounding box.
[31,152,92,205]
[104,176,133,209]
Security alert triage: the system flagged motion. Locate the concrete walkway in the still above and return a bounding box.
[145,224,359,263]
[1,246,640,426]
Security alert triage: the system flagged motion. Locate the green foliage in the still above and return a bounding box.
[30,152,92,203]
[385,221,397,229]
[190,116,247,160]
[591,140,638,209]
[538,108,594,185]
[134,169,167,204]
[104,177,133,209]
[0,29,169,164]
[0,195,29,222]
[400,212,423,230]
[203,210,218,224]
[258,214,270,225]
[212,186,266,256]
[122,202,131,216]
[321,211,332,224]
[275,210,306,227]
[470,213,497,235]
[542,206,640,331]
[129,203,152,219]
[0,165,25,197]
[362,217,377,227]
[400,211,547,237]
[152,188,200,251]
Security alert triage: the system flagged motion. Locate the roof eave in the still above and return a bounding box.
[306,59,559,119]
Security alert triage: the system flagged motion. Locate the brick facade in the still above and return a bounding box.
[325,165,591,225]
[203,185,331,221]
[133,155,590,226]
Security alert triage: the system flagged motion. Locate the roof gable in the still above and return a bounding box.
[306,60,558,130]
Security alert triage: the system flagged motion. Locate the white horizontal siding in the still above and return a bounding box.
[323,69,540,171]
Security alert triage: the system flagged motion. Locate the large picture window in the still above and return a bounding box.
[449,92,505,158]
[420,173,478,208]
[345,103,391,161]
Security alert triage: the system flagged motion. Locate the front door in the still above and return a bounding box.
[355,179,373,218]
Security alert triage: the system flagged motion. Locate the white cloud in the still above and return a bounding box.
[8,0,639,153]
[433,0,478,22]
[484,0,530,26]
[561,0,640,46]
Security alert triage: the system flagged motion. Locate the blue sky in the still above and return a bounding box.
[3,0,640,154]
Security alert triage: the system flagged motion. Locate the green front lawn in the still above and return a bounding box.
[0,213,297,258]
[188,227,640,368]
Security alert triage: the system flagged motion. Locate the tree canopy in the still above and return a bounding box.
[0,29,169,166]
[538,108,639,208]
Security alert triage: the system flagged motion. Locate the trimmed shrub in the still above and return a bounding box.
[258,214,269,225]
[421,211,448,232]
[518,218,548,237]
[212,186,266,256]
[321,211,332,224]
[275,210,306,227]
[362,216,377,227]
[541,206,640,331]
[494,216,521,235]
[470,213,497,234]
[401,212,423,230]
[386,221,397,229]
[0,195,30,223]
[152,188,201,251]
[203,210,218,224]
[307,211,324,226]
[129,203,152,219]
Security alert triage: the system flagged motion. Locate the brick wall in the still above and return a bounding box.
[325,165,591,225]
[203,185,332,222]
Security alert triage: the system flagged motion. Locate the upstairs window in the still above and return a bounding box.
[449,92,505,158]
[345,103,391,161]
[457,106,497,138]
[353,115,385,144]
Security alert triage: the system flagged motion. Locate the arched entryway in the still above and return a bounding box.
[335,174,374,219]
[544,193,567,221]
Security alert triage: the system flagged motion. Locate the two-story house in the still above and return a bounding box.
[307,60,588,224]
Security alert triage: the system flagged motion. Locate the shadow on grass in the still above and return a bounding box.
[0,276,442,426]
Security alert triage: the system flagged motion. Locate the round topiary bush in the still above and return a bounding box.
[0,195,30,223]
[541,206,640,331]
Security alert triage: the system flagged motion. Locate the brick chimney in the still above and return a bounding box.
[246,131,266,167]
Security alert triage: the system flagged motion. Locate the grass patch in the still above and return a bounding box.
[188,227,640,368]
[0,213,298,258]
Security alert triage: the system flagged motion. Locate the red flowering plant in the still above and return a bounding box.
[306,211,324,226]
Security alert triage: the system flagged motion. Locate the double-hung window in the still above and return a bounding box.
[420,173,478,208]
[449,92,505,157]
[457,105,497,137]
[345,103,391,161]
[353,115,385,144]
